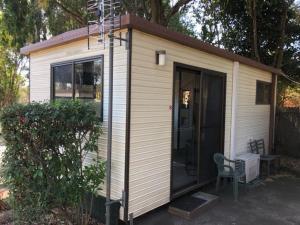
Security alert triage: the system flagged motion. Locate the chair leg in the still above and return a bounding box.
[233,177,238,201]
[244,178,249,193]
[216,176,221,192]
[240,176,248,193]
[267,161,271,176]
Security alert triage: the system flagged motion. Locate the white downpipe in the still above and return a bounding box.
[230,61,239,160]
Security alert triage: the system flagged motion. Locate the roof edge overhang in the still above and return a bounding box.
[20,14,283,75]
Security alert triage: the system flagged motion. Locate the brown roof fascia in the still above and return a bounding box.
[20,14,282,75]
[127,15,282,75]
[20,15,131,55]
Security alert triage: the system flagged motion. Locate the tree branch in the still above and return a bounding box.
[54,0,85,26]
[168,0,194,19]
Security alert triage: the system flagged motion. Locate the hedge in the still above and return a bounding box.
[0,100,105,225]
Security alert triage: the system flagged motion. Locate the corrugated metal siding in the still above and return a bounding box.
[30,32,128,217]
[128,30,234,218]
[235,64,272,156]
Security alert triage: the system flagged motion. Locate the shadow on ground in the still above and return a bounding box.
[134,174,300,225]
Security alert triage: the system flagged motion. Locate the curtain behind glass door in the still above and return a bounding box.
[198,72,225,183]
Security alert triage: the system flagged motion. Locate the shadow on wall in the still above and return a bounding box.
[275,107,300,158]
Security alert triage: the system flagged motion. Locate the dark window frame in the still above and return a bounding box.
[256,80,271,105]
[50,55,104,120]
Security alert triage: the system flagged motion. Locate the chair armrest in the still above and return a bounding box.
[223,156,237,164]
[219,165,234,174]
[234,160,245,174]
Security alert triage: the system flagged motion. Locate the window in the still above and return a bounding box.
[256,80,271,105]
[52,56,103,119]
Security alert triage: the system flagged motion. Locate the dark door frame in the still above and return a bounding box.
[170,62,227,200]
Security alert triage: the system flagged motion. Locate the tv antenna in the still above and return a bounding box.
[87,0,127,49]
[87,1,127,225]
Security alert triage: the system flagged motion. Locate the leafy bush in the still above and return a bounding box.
[0,100,105,225]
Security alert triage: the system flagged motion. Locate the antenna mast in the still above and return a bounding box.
[87,0,124,48]
[87,1,125,225]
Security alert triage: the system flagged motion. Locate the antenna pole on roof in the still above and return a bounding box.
[87,1,126,224]
[87,0,125,48]
[106,0,114,224]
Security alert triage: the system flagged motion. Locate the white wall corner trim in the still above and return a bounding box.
[230,61,239,159]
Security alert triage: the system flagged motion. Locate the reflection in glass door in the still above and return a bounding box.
[171,66,225,196]
[172,70,200,193]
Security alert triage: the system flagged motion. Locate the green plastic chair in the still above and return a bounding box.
[250,139,281,177]
[213,153,246,201]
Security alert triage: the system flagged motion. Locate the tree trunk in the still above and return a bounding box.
[150,0,162,24]
[248,0,260,61]
[273,1,289,69]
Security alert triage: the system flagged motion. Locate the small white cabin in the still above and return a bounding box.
[21,14,281,222]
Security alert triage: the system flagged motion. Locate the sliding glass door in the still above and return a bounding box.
[171,65,226,197]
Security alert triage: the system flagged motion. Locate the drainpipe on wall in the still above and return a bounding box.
[269,74,278,153]
[230,61,239,160]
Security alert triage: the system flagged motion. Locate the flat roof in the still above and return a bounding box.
[20,14,282,75]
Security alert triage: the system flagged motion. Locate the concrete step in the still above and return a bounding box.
[168,192,219,220]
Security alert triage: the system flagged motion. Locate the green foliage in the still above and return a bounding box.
[193,0,300,104]
[39,0,88,36]
[122,0,196,35]
[0,0,196,49]
[0,46,23,108]
[0,100,105,224]
[168,10,196,37]
[122,0,195,26]
[0,0,195,109]
[0,12,24,108]
[194,0,300,71]
[0,0,46,50]
[0,0,86,49]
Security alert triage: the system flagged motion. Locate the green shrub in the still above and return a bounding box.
[0,100,105,224]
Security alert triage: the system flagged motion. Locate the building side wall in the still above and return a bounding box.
[29,28,273,220]
[29,32,128,217]
[129,30,234,218]
[235,64,272,155]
